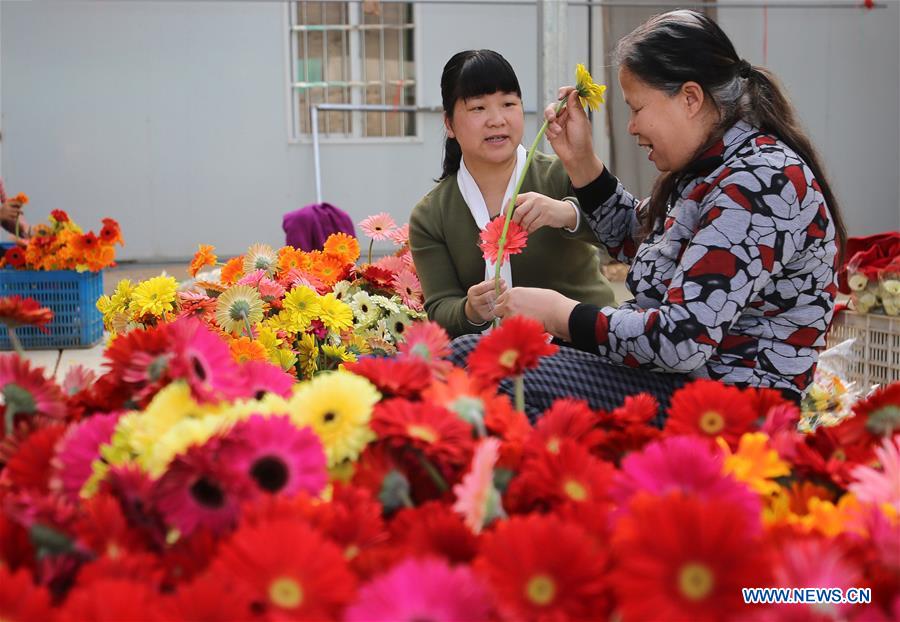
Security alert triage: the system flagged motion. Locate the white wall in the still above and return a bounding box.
[1,1,896,261]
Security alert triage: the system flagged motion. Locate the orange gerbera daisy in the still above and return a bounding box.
[229,336,268,363]
[323,232,360,264]
[189,244,217,277]
[99,218,124,246]
[220,255,245,285]
[277,246,310,275]
[311,253,349,286]
[0,295,54,332]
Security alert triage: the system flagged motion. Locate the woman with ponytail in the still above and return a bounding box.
[409,50,615,337]
[454,11,845,422]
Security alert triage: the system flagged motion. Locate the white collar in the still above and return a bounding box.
[457,144,527,287]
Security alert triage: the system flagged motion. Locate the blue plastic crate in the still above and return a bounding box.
[0,269,104,349]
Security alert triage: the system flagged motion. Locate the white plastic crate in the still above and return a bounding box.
[826,310,900,388]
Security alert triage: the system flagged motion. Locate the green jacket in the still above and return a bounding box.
[410,151,615,337]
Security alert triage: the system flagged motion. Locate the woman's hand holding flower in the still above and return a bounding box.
[494,287,578,340]
[512,192,577,233]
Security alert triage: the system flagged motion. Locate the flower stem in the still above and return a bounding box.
[492,99,568,301]
[367,239,374,265]
[414,450,448,493]
[8,327,24,357]
[240,310,254,339]
[14,215,21,241]
[513,374,525,413]
[4,402,17,437]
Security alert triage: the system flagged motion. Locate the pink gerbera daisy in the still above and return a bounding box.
[61,365,97,397]
[344,556,492,622]
[51,412,122,501]
[453,437,503,534]
[238,360,295,400]
[392,269,423,311]
[218,415,327,498]
[167,317,243,403]
[151,439,252,536]
[849,434,900,513]
[359,212,397,241]
[610,435,761,531]
[387,223,410,247]
[239,269,286,301]
[0,354,66,436]
[479,216,528,264]
[373,255,407,274]
[398,321,452,378]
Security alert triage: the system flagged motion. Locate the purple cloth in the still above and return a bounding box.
[282,202,356,251]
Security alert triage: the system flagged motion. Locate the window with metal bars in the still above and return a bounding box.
[289,1,416,140]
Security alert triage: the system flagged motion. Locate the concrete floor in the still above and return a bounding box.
[16,261,632,382]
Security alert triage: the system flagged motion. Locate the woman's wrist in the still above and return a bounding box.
[548,297,579,341]
[464,298,488,326]
[565,154,605,189]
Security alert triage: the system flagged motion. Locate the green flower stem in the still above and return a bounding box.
[367,239,374,265]
[492,99,568,301]
[4,402,17,436]
[8,327,24,358]
[241,310,254,339]
[415,450,449,493]
[513,374,525,413]
[14,214,21,241]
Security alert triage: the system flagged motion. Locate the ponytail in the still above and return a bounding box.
[439,136,463,181]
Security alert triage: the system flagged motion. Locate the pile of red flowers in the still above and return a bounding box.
[0,315,897,621]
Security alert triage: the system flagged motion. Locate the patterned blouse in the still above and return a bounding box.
[568,120,838,398]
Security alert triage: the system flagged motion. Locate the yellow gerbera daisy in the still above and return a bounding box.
[295,332,319,379]
[318,293,354,333]
[283,286,322,331]
[143,415,227,477]
[129,275,178,317]
[718,433,790,496]
[243,243,279,277]
[322,344,357,367]
[575,63,607,111]
[289,370,380,466]
[215,284,264,335]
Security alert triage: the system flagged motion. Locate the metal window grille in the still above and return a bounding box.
[289,1,416,139]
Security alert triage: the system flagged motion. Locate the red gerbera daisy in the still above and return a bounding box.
[2,245,26,268]
[158,570,257,622]
[372,398,475,477]
[211,518,357,620]
[506,438,616,514]
[102,322,172,404]
[0,565,53,622]
[528,397,600,456]
[345,355,432,399]
[73,231,100,254]
[852,382,900,437]
[358,264,396,290]
[664,379,758,449]
[55,578,161,622]
[792,425,875,487]
[0,512,34,572]
[467,315,557,384]
[3,424,67,492]
[476,513,610,621]
[745,386,792,419]
[72,492,146,559]
[590,393,663,465]
[99,217,123,245]
[391,500,481,565]
[50,209,69,222]
[0,295,54,332]
[479,215,528,264]
[610,492,772,622]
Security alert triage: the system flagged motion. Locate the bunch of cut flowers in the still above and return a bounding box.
[96,222,423,380]
[0,312,897,621]
[0,209,123,272]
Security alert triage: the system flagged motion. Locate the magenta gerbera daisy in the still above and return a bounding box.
[0,353,66,436]
[610,435,761,531]
[218,415,327,498]
[167,317,243,403]
[239,360,295,400]
[151,439,252,536]
[51,412,122,501]
[344,556,492,622]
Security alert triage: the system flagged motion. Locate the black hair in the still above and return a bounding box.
[616,10,845,255]
[438,50,522,181]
